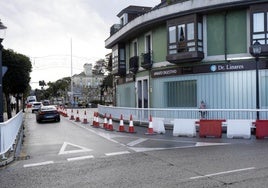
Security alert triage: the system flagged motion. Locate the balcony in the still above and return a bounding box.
[167,51,204,64]
[141,52,152,70]
[129,56,139,74]
[110,24,122,36]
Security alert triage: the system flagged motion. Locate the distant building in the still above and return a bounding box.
[72,63,104,103]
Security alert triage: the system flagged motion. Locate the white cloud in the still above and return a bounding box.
[0,0,160,88]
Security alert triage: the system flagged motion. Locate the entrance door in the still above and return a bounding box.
[137,77,149,108]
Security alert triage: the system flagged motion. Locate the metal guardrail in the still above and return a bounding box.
[0,111,23,156]
[98,105,268,124]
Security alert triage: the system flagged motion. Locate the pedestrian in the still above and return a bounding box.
[199,100,207,119]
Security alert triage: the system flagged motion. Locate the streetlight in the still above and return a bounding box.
[0,20,7,122]
[251,40,262,120]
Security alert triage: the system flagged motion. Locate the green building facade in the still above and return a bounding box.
[105,0,268,114]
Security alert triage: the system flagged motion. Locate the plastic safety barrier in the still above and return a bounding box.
[152,117,165,134]
[255,120,268,139]
[173,119,197,137]
[226,119,253,139]
[199,119,225,138]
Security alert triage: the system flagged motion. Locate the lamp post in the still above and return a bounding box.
[0,20,7,122]
[251,41,262,120]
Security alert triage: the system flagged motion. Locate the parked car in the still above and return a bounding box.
[36,105,60,123]
[32,102,42,113]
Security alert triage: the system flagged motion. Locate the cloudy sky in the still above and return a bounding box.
[0,0,160,89]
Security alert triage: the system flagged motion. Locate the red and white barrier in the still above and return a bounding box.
[255,120,268,139]
[199,119,225,138]
[173,119,197,137]
[226,119,252,139]
[152,117,165,134]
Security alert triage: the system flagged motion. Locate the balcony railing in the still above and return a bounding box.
[141,52,152,70]
[129,56,139,74]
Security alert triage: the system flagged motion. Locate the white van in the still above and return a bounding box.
[27,96,37,108]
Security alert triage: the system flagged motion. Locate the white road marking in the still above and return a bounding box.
[189,167,256,180]
[24,161,54,168]
[67,155,94,161]
[105,151,130,156]
[195,142,230,147]
[127,138,148,147]
[58,142,92,155]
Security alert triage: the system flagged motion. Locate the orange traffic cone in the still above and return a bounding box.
[107,114,114,131]
[70,109,75,120]
[128,114,136,133]
[82,110,88,124]
[92,112,96,126]
[64,109,68,117]
[145,115,155,135]
[103,113,108,129]
[75,110,80,122]
[95,112,100,127]
[118,114,125,132]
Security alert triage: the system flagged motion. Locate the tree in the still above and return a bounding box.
[44,77,70,100]
[92,59,106,75]
[2,49,32,118]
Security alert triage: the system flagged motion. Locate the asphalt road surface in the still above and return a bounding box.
[0,109,268,188]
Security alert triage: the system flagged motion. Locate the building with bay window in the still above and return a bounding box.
[105,0,268,115]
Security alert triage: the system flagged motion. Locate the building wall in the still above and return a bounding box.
[116,82,136,107]
[153,25,167,63]
[151,70,268,109]
[207,10,247,56]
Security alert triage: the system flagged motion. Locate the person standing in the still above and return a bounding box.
[199,100,207,119]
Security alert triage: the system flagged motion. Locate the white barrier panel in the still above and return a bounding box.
[0,111,23,155]
[226,119,253,139]
[173,119,197,137]
[152,117,165,134]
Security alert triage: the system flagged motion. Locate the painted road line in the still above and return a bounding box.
[58,142,92,155]
[67,155,94,161]
[189,167,256,180]
[105,151,130,156]
[127,138,148,147]
[24,161,54,168]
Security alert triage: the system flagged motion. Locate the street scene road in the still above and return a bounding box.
[1,109,268,188]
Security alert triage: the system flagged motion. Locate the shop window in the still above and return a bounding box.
[165,80,197,107]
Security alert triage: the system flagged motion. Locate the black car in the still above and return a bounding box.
[36,105,60,123]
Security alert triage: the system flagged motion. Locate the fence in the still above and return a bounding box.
[0,111,23,156]
[98,105,268,124]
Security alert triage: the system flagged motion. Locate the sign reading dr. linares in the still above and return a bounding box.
[151,60,268,78]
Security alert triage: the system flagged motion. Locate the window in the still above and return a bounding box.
[251,4,268,44]
[167,15,203,55]
[132,40,138,56]
[165,80,197,107]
